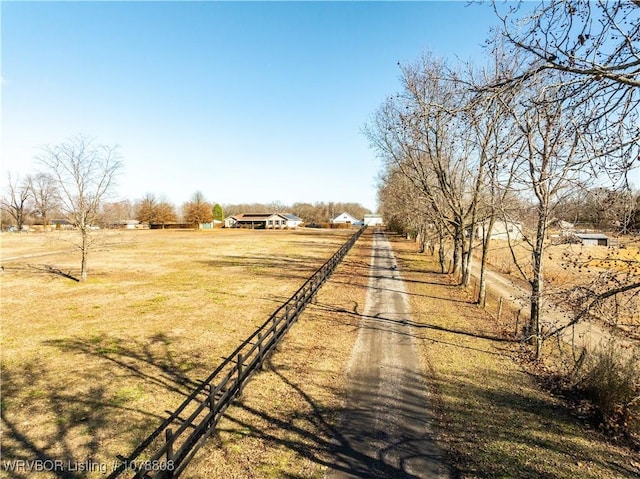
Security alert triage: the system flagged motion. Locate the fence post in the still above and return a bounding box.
[237,353,244,394]
[497,297,503,320]
[257,331,264,367]
[209,384,216,411]
[515,309,521,335]
[165,428,174,478]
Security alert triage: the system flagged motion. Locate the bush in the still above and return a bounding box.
[574,340,639,440]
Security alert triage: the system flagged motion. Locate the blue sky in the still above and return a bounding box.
[1,1,502,212]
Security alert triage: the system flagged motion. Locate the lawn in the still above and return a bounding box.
[0,228,363,478]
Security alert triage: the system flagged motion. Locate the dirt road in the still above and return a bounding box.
[324,230,449,479]
[470,259,635,352]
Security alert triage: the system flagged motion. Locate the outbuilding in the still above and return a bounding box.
[574,233,609,246]
[363,214,384,226]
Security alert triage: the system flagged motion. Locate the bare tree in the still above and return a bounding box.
[99,200,134,227]
[492,1,640,354]
[38,136,122,281]
[29,172,59,228]
[1,173,33,231]
[494,0,640,90]
[464,56,523,305]
[367,54,501,285]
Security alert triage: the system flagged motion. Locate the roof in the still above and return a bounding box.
[231,213,298,222]
[332,212,360,222]
[363,214,382,218]
[575,233,609,240]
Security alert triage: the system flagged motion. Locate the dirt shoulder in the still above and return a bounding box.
[391,234,639,479]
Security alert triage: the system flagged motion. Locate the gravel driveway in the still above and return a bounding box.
[324,229,449,479]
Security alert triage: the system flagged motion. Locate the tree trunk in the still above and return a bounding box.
[452,225,465,282]
[461,222,476,287]
[80,228,89,282]
[530,212,547,357]
[478,216,496,306]
[438,234,447,274]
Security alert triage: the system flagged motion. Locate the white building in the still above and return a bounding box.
[363,214,383,226]
[477,219,524,241]
[331,212,360,225]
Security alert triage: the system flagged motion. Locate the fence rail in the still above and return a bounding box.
[107,226,367,479]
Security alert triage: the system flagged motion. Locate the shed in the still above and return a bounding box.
[574,233,609,246]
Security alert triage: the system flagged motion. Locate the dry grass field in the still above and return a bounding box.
[481,237,640,331]
[0,228,367,478]
[3,228,639,479]
[483,236,640,288]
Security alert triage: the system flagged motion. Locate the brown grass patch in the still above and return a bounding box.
[0,228,364,478]
[182,231,373,478]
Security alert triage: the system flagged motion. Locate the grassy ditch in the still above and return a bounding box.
[390,234,639,479]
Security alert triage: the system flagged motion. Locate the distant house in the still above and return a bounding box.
[364,214,384,226]
[574,233,609,246]
[51,219,74,230]
[331,212,360,225]
[111,219,140,230]
[282,214,303,228]
[224,213,302,229]
[476,219,524,241]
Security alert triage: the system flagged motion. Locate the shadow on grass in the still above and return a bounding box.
[431,370,640,479]
[45,334,202,397]
[1,356,167,479]
[210,362,441,478]
[309,298,517,346]
[1,333,207,478]
[204,357,637,479]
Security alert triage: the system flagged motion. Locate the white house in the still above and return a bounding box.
[331,212,360,225]
[282,214,303,228]
[364,214,384,226]
[224,213,303,229]
[477,219,524,241]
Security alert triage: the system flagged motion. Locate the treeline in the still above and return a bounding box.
[1,184,371,228]
[368,0,639,360]
[368,0,640,439]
